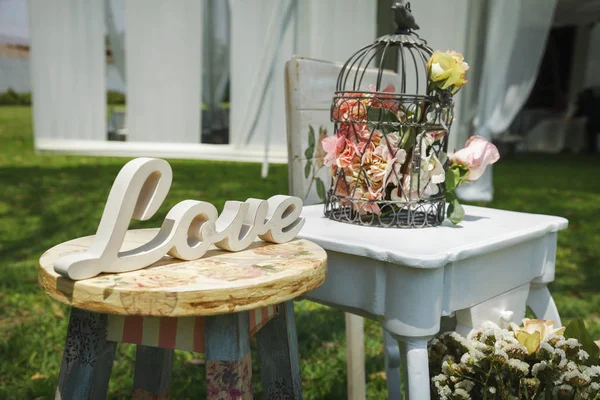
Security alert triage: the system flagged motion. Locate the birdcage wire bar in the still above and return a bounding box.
[323,15,454,228]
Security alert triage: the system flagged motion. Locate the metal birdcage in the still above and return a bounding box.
[324,1,454,228]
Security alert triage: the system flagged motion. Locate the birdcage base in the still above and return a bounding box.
[324,194,446,228]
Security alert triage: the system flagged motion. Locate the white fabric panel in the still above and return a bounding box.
[568,24,592,104]
[105,0,126,86]
[297,0,377,63]
[125,0,203,143]
[230,0,377,151]
[408,0,470,154]
[230,0,295,150]
[584,22,600,89]
[458,0,557,202]
[28,0,106,141]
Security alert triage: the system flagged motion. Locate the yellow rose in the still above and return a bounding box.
[427,50,470,93]
[515,318,566,354]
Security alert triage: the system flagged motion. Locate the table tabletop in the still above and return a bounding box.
[39,229,327,317]
[299,204,568,268]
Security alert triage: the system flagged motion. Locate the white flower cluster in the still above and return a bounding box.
[428,321,600,399]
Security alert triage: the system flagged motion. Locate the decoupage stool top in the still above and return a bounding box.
[39,229,327,317]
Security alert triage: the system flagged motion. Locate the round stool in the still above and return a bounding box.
[39,228,327,399]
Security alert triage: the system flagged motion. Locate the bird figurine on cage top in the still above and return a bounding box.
[392,1,419,32]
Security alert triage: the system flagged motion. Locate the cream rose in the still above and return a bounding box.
[428,50,470,93]
[515,319,566,354]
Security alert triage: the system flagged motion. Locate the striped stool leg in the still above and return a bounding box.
[56,308,117,400]
[205,312,252,400]
[255,301,303,399]
[132,345,173,399]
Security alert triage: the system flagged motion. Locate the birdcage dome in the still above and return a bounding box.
[324,1,456,228]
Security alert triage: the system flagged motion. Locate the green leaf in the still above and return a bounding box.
[304,160,311,179]
[316,178,326,202]
[319,126,327,137]
[564,318,600,364]
[399,127,416,152]
[103,287,114,300]
[447,197,465,224]
[446,164,469,190]
[305,126,316,159]
[367,107,400,135]
[445,167,460,191]
[304,146,314,160]
[308,125,316,147]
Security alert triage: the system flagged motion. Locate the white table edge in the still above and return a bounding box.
[299,206,569,269]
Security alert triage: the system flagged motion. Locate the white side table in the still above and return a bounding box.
[298,205,567,400]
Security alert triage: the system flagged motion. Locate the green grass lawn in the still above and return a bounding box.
[0,107,598,399]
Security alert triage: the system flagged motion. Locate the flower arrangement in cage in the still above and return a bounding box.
[321,1,499,228]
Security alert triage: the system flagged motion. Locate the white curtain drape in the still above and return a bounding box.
[409,0,472,155]
[457,0,558,202]
[584,22,600,89]
[230,0,377,177]
[203,0,230,110]
[125,0,203,143]
[105,0,126,86]
[29,0,106,142]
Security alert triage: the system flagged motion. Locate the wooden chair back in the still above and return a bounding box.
[284,56,401,204]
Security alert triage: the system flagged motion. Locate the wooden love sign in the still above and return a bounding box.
[54,158,305,280]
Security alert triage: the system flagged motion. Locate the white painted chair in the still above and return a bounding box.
[285,56,403,399]
[285,56,564,399]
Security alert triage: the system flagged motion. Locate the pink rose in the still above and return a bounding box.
[450,135,500,181]
[337,139,359,168]
[368,83,398,114]
[315,131,328,167]
[338,123,372,143]
[322,134,345,167]
[332,97,369,122]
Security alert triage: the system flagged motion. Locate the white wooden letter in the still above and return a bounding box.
[260,195,305,243]
[54,158,174,280]
[53,158,306,280]
[166,200,219,260]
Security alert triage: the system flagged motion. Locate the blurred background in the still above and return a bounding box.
[0,0,598,398]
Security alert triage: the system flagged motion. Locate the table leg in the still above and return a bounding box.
[527,283,562,326]
[55,308,117,400]
[255,301,303,399]
[132,345,173,399]
[345,313,365,400]
[205,312,252,400]
[383,330,402,399]
[396,337,431,400]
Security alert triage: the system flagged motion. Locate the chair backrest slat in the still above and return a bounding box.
[285,56,401,205]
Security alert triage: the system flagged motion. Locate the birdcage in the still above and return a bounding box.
[323,1,455,228]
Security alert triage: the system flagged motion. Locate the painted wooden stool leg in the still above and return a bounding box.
[345,313,366,400]
[132,345,173,399]
[527,283,562,326]
[55,308,117,400]
[396,337,431,400]
[383,330,402,400]
[256,301,303,399]
[205,312,252,400]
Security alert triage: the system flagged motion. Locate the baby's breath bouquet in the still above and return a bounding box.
[429,319,600,399]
